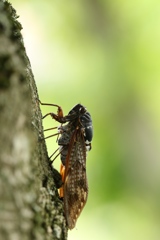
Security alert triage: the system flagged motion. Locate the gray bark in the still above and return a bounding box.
[0,1,67,239]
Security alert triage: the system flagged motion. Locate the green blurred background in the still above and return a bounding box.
[11,0,160,239]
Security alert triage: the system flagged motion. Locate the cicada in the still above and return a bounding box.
[39,101,93,229]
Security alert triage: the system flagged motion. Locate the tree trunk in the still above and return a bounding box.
[0,1,67,239]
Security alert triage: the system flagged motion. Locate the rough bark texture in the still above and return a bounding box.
[0,1,67,239]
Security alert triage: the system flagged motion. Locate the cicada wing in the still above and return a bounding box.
[64,129,88,229]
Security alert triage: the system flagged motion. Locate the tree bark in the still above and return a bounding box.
[0,1,67,239]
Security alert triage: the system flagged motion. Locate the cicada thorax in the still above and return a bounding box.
[39,100,93,230]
